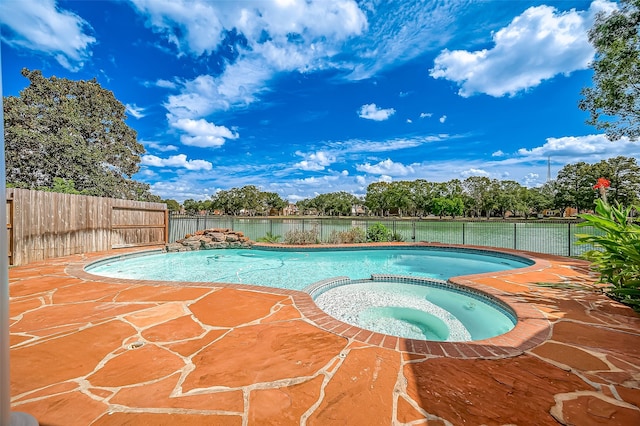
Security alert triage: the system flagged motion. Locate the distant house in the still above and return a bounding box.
[542,208,580,218]
[283,204,299,216]
[563,207,579,217]
[351,204,366,216]
[542,209,561,217]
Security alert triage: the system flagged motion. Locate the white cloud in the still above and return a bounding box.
[492,150,505,157]
[142,140,179,152]
[125,103,146,119]
[358,103,396,121]
[439,115,447,123]
[294,150,337,171]
[406,119,413,124]
[345,1,472,80]
[356,158,415,176]
[340,135,443,153]
[516,134,640,161]
[148,179,215,202]
[141,154,213,171]
[165,64,273,118]
[170,117,239,148]
[430,0,617,97]
[129,0,367,57]
[460,168,491,178]
[356,176,367,185]
[0,0,96,71]
[523,173,540,186]
[150,79,178,89]
[419,112,432,119]
[131,0,367,116]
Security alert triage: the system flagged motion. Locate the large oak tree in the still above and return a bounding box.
[579,0,640,140]
[4,68,157,200]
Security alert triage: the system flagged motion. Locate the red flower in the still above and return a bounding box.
[593,177,610,189]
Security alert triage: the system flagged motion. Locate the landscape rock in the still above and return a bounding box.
[166,228,254,252]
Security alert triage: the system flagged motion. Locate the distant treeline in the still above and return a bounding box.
[164,156,640,218]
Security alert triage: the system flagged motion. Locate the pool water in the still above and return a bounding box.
[87,247,532,291]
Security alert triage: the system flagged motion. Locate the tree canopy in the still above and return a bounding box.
[4,68,157,200]
[579,0,640,140]
[210,185,287,216]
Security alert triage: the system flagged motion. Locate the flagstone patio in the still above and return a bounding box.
[8,245,640,425]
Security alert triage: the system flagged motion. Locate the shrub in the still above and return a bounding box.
[367,222,391,242]
[577,199,640,311]
[256,232,281,243]
[284,227,320,245]
[327,227,367,244]
[389,232,405,242]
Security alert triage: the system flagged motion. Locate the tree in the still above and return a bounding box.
[162,199,181,212]
[592,156,640,205]
[182,199,203,215]
[495,180,525,219]
[4,68,154,200]
[579,0,640,140]
[462,176,496,218]
[554,162,598,214]
[386,181,414,217]
[39,177,86,195]
[365,182,391,216]
[211,190,232,214]
[524,186,554,217]
[261,191,287,215]
[410,179,435,216]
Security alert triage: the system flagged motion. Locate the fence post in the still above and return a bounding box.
[412,220,416,241]
[568,222,572,257]
[513,223,517,249]
[462,222,465,245]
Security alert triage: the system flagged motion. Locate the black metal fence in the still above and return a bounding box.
[168,215,598,257]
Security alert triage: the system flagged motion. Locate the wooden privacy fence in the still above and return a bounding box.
[6,188,168,266]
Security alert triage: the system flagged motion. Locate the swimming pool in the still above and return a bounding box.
[86,246,533,290]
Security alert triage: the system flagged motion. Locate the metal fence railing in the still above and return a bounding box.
[168,215,598,257]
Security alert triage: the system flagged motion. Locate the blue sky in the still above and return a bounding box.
[2,0,638,203]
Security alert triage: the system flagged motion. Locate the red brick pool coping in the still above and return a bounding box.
[9,243,640,424]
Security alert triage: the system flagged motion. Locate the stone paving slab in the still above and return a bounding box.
[8,245,640,425]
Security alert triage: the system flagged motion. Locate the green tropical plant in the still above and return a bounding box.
[257,232,281,243]
[367,222,391,242]
[576,199,640,311]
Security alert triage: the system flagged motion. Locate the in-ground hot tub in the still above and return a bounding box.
[307,275,517,342]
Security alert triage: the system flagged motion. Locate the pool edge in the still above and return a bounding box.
[68,243,552,359]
